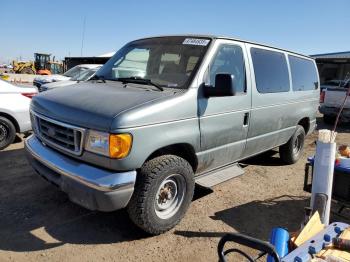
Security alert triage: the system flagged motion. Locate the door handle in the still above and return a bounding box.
[243,112,249,126]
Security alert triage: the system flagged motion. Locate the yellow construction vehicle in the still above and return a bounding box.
[34,53,63,75]
[12,53,63,75]
[12,61,36,74]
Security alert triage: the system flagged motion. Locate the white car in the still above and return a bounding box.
[0,79,37,149]
[39,66,102,92]
[33,64,102,90]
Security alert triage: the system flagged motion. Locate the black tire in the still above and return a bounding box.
[323,114,336,125]
[279,125,305,164]
[0,116,16,150]
[127,155,195,235]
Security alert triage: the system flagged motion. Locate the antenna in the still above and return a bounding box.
[80,17,86,57]
[78,17,86,80]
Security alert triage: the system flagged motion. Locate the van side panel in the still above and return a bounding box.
[243,44,318,157]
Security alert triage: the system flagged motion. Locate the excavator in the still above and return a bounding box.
[12,53,63,75]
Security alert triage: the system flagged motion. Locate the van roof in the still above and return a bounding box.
[135,35,312,60]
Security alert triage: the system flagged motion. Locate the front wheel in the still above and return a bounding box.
[0,116,16,150]
[127,155,195,235]
[279,125,305,164]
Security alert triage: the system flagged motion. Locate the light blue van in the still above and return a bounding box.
[25,35,319,234]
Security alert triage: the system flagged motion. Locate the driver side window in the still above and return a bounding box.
[206,44,246,93]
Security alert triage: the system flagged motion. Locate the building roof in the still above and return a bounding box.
[310,51,350,59]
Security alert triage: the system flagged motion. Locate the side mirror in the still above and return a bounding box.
[203,74,236,97]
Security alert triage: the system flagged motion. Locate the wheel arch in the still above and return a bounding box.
[146,143,198,173]
[0,112,20,133]
[297,117,310,134]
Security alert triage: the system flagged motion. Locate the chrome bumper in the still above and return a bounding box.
[25,135,136,211]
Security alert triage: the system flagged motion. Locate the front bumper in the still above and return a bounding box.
[25,135,136,211]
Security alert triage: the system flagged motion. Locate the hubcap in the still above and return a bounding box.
[155,174,186,220]
[293,133,303,155]
[0,124,8,142]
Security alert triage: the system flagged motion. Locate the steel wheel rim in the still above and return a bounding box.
[155,174,186,220]
[0,124,7,142]
[293,133,303,155]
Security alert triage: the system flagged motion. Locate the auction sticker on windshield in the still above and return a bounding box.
[183,38,210,46]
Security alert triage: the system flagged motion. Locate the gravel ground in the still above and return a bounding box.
[0,117,349,262]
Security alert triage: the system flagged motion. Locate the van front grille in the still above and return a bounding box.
[31,112,85,155]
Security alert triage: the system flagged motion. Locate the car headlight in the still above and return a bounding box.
[85,130,132,159]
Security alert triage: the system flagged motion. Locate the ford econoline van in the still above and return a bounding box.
[25,35,319,234]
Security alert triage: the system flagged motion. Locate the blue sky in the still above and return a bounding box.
[1,0,349,63]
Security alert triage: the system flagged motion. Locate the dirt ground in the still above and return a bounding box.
[1,117,350,262]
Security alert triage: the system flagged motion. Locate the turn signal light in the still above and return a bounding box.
[109,134,132,159]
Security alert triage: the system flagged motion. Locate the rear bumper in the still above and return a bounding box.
[319,105,350,120]
[25,135,136,211]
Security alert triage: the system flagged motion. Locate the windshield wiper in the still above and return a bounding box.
[116,76,164,91]
[89,75,106,83]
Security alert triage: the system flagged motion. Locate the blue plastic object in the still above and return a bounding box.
[267,227,290,262]
[307,156,350,174]
[323,234,331,242]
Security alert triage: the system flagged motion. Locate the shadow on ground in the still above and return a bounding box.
[0,147,213,252]
[241,150,284,167]
[1,116,348,253]
[176,195,309,241]
[211,195,308,240]
[0,147,146,252]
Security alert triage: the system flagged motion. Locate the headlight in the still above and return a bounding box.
[85,130,132,159]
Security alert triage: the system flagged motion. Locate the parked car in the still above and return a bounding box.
[0,79,37,149]
[319,79,350,123]
[25,35,319,234]
[39,66,102,92]
[320,79,348,92]
[33,64,101,90]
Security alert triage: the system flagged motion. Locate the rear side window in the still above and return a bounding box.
[289,55,318,91]
[251,48,290,93]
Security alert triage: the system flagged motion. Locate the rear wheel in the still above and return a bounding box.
[127,155,195,235]
[279,125,305,164]
[0,117,16,150]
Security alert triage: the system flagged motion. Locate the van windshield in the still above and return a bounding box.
[95,36,211,89]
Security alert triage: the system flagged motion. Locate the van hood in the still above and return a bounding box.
[31,81,172,131]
